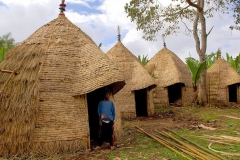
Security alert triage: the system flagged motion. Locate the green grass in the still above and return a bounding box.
[110,106,240,160]
[109,133,185,160]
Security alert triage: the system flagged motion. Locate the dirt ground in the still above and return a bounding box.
[59,106,222,160]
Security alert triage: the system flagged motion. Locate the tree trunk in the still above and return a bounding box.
[192,0,208,106]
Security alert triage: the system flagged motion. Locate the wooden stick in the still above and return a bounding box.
[0,69,19,75]
[156,130,219,160]
[164,127,226,160]
[135,126,192,160]
[161,131,211,160]
[153,133,205,160]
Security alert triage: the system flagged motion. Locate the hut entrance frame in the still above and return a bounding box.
[167,83,184,105]
[86,87,105,141]
[134,88,148,117]
[228,84,238,102]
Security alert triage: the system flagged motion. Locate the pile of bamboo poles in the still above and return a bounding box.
[135,126,226,160]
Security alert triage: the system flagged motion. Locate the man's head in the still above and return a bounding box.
[104,90,110,100]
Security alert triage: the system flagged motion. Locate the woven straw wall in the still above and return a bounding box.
[106,41,156,119]
[145,47,192,106]
[152,87,168,106]
[113,88,136,119]
[207,58,240,105]
[0,14,125,157]
[109,95,122,140]
[182,86,193,106]
[147,90,155,116]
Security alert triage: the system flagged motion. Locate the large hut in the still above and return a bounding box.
[106,28,156,119]
[145,45,192,107]
[207,57,240,106]
[0,1,125,157]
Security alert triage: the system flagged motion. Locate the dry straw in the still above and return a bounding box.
[145,47,193,106]
[207,58,240,105]
[0,13,125,157]
[106,40,156,118]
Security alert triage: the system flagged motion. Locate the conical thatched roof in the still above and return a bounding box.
[145,47,192,87]
[0,13,125,156]
[106,41,156,91]
[207,58,240,87]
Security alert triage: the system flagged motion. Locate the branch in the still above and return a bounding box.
[163,5,191,17]
[186,0,202,10]
[207,26,214,36]
[181,18,192,35]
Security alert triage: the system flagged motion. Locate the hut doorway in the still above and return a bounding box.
[228,84,238,102]
[87,87,105,141]
[168,83,183,105]
[135,88,148,117]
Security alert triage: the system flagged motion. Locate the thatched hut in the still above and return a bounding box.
[145,46,192,107]
[207,57,240,105]
[106,29,156,119]
[0,2,125,157]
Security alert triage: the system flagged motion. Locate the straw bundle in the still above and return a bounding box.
[0,14,125,157]
[106,41,156,119]
[207,58,240,105]
[145,47,192,106]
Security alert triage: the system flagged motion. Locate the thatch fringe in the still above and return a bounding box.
[0,44,43,157]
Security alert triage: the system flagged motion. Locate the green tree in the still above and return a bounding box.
[125,0,239,106]
[0,33,16,62]
[138,54,149,66]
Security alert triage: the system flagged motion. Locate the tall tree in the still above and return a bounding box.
[125,0,239,106]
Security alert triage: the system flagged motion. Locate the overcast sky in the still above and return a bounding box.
[0,0,239,62]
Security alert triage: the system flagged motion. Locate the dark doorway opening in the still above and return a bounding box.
[168,83,183,104]
[135,88,148,117]
[87,87,105,141]
[229,84,237,102]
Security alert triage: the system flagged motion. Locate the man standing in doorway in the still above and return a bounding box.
[94,90,115,150]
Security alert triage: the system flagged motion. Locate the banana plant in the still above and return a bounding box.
[186,57,206,88]
[186,57,206,105]
[0,48,6,62]
[138,54,149,66]
[226,53,240,74]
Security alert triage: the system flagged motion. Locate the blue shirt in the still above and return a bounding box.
[98,100,116,121]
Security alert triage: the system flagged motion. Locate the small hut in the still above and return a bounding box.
[145,45,192,107]
[207,57,240,106]
[106,27,156,119]
[0,1,125,157]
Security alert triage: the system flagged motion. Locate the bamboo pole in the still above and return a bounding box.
[153,133,205,160]
[155,130,219,160]
[160,131,211,160]
[164,127,226,160]
[135,126,192,160]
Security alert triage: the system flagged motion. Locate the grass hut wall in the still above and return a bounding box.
[106,41,156,119]
[207,58,240,106]
[0,7,125,157]
[145,47,193,107]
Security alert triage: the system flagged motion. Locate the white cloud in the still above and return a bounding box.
[67,0,92,8]
[0,0,239,63]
